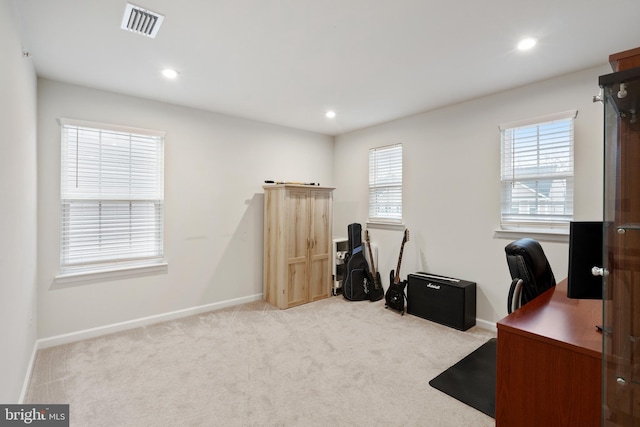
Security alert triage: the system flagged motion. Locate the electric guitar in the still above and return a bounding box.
[365,230,384,301]
[385,229,409,314]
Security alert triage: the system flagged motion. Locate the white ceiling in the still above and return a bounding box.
[14,0,640,136]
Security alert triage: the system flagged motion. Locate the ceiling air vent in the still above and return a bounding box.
[121,3,164,38]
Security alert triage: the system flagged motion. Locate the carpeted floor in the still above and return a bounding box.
[25,296,496,426]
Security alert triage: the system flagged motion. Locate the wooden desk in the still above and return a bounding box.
[496,279,602,426]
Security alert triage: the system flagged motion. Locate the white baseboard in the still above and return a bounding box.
[22,294,493,400]
[18,342,39,404]
[475,317,497,333]
[37,293,263,349]
[20,294,263,400]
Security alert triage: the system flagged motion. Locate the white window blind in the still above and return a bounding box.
[60,119,165,274]
[500,110,576,230]
[369,144,402,222]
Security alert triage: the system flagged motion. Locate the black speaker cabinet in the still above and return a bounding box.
[407,272,476,331]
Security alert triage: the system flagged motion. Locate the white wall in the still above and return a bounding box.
[334,65,608,325]
[0,0,38,402]
[37,79,334,338]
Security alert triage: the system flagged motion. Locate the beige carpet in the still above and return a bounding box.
[25,297,496,426]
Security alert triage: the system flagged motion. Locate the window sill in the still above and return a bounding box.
[53,262,168,288]
[366,221,406,231]
[494,228,569,243]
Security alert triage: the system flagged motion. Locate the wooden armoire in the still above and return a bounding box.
[262,184,334,309]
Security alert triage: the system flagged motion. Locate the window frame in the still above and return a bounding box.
[499,110,577,233]
[56,118,166,282]
[368,143,403,225]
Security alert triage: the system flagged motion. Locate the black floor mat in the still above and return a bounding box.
[429,338,496,418]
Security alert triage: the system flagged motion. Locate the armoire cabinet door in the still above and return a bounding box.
[308,190,332,302]
[286,189,310,307]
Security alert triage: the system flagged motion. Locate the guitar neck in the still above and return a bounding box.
[365,231,377,276]
[366,245,377,276]
[393,230,409,284]
[394,244,405,284]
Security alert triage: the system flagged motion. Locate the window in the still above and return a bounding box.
[59,119,165,275]
[369,143,402,223]
[499,110,577,231]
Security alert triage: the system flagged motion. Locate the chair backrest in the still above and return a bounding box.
[505,238,556,313]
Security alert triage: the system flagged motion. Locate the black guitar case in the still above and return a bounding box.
[343,223,372,301]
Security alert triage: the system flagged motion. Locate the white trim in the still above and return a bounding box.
[366,221,406,231]
[21,294,493,400]
[54,262,168,287]
[498,109,578,131]
[369,143,403,223]
[20,294,263,401]
[475,318,497,333]
[57,117,166,137]
[494,228,569,243]
[18,342,39,404]
[37,293,263,349]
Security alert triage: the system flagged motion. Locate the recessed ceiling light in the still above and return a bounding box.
[325,111,336,119]
[517,37,537,51]
[162,68,178,79]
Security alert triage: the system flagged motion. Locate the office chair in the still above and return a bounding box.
[505,238,556,314]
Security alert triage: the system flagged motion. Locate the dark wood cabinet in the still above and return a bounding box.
[496,279,602,426]
[600,48,640,427]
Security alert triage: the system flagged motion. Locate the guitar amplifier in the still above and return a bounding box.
[407,272,476,331]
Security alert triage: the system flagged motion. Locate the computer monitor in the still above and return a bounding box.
[567,221,603,299]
